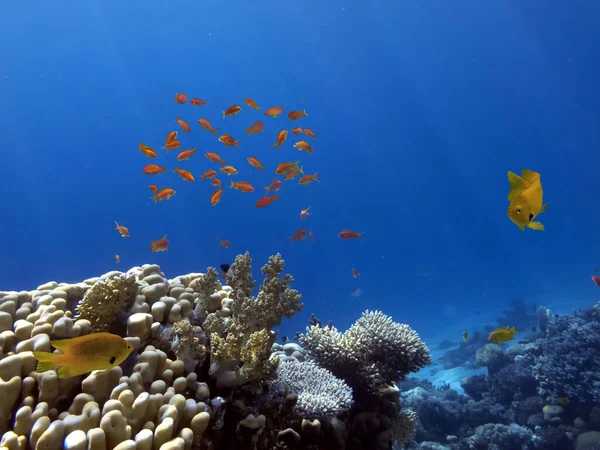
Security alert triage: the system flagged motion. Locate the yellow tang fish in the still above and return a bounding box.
[32,332,133,378]
[506,169,549,231]
[488,326,518,344]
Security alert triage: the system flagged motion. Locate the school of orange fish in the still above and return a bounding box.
[113,94,364,279]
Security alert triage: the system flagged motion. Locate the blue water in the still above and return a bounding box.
[1,1,600,343]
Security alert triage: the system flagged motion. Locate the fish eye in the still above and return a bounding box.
[516,208,522,214]
[109,356,116,365]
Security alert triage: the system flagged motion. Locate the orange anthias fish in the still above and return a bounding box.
[148,185,158,193]
[162,140,182,152]
[150,235,169,252]
[245,121,264,136]
[220,165,238,176]
[247,157,264,172]
[288,109,308,121]
[205,152,226,165]
[218,239,231,248]
[211,179,222,187]
[294,140,313,153]
[173,166,195,182]
[338,230,365,240]
[222,104,242,119]
[265,106,284,118]
[300,206,311,219]
[284,167,304,180]
[211,189,224,206]
[32,332,134,378]
[138,143,157,158]
[309,231,316,243]
[166,131,178,144]
[174,93,187,104]
[152,187,176,203]
[303,128,317,139]
[273,130,288,150]
[201,169,217,180]
[291,127,303,135]
[198,118,220,135]
[190,98,208,106]
[115,254,120,263]
[275,161,300,175]
[352,268,360,278]
[244,98,260,110]
[218,134,241,147]
[265,179,282,194]
[256,194,279,208]
[290,229,308,241]
[176,116,191,133]
[142,164,167,175]
[177,148,197,161]
[488,326,518,344]
[114,221,130,237]
[298,173,319,184]
[229,180,254,192]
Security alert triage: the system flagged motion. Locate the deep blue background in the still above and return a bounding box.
[1,0,599,342]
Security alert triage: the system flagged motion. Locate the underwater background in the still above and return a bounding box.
[2,1,600,449]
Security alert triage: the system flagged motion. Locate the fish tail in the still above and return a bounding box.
[32,351,61,373]
[114,221,119,227]
[303,108,308,116]
[541,202,549,213]
[313,173,320,182]
[235,140,240,147]
[222,111,226,119]
[161,166,167,173]
[152,196,158,204]
[273,193,279,201]
[245,128,250,135]
[174,93,178,102]
[213,128,220,135]
[229,180,236,189]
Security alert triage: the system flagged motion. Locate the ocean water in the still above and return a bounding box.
[2,1,600,363]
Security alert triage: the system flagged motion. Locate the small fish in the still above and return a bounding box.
[115,254,120,263]
[291,127,303,135]
[175,116,191,133]
[488,326,518,344]
[165,131,178,144]
[275,161,301,175]
[220,165,239,176]
[462,331,468,342]
[298,173,319,185]
[190,98,208,106]
[338,230,365,240]
[294,140,313,153]
[32,332,134,378]
[218,240,231,248]
[198,118,220,135]
[350,288,364,298]
[152,187,176,203]
[256,194,279,208]
[303,128,317,139]
[284,167,303,180]
[309,231,316,243]
[201,169,218,180]
[162,140,182,151]
[218,134,241,147]
[177,148,197,161]
[211,189,224,206]
[290,229,308,241]
[352,268,360,278]
[244,98,260,110]
[174,93,187,104]
[300,206,311,219]
[265,179,282,193]
[138,143,157,158]
[205,152,226,165]
[220,263,233,280]
[211,179,221,187]
[281,336,288,344]
[229,180,254,192]
[173,166,195,182]
[247,157,264,172]
[273,130,288,150]
[150,235,169,252]
[148,185,158,194]
[288,109,308,121]
[222,104,242,119]
[114,222,130,237]
[592,275,600,287]
[142,164,167,175]
[506,169,548,231]
[245,121,264,136]
[265,106,283,118]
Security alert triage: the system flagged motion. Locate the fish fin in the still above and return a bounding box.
[507,171,530,201]
[245,128,250,135]
[32,351,60,373]
[273,193,279,200]
[521,169,540,184]
[57,365,83,379]
[510,326,518,334]
[518,224,525,231]
[527,221,545,231]
[541,202,549,213]
[49,338,74,352]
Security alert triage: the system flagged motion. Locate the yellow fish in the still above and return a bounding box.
[32,332,133,378]
[488,326,518,344]
[506,169,548,231]
[462,330,468,342]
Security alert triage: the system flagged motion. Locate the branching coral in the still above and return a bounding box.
[172,319,207,372]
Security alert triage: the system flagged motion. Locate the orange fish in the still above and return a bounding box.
[245,121,264,136]
[290,229,308,241]
[275,161,300,175]
[265,106,283,118]
[166,131,178,144]
[247,157,264,172]
[291,127,303,135]
[148,184,158,193]
[303,128,317,139]
[299,173,319,185]
[205,152,226,165]
[256,194,279,208]
[177,148,197,161]
[115,254,120,263]
[173,166,195,182]
[114,221,130,237]
[211,178,222,187]
[218,134,241,148]
[220,165,238,176]
[138,143,157,158]
[284,167,304,180]
[222,104,242,119]
[309,231,316,243]
[273,130,288,150]
[229,180,254,192]
[152,187,176,203]
[162,140,182,151]
[288,109,308,121]
[218,239,231,248]
[174,93,187,104]
[294,140,313,153]
[211,189,224,206]
[150,235,169,252]
[201,169,217,180]
[300,206,311,219]
[142,164,167,175]
[338,230,365,240]
[190,98,208,106]
[198,118,220,135]
[176,116,190,133]
[352,268,360,278]
[244,98,260,110]
[265,179,282,194]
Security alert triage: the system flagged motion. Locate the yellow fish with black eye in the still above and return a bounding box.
[488,326,518,344]
[506,169,549,231]
[32,332,134,378]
